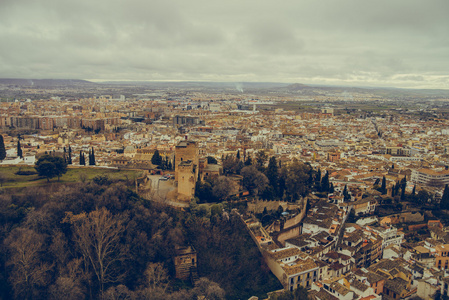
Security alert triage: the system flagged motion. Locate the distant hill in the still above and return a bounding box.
[0,78,96,87]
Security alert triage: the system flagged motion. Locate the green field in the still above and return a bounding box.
[0,166,144,188]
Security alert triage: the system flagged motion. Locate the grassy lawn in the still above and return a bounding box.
[0,165,144,188]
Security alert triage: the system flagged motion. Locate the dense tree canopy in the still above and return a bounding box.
[241,166,269,196]
[0,180,281,299]
[151,150,163,166]
[35,155,67,182]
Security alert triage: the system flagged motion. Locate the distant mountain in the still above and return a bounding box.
[0,78,96,87]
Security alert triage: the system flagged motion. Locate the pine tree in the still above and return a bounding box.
[441,185,449,210]
[17,140,22,158]
[0,135,6,161]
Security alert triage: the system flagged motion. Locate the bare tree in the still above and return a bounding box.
[70,207,127,298]
[5,228,53,300]
[49,276,85,300]
[192,277,226,300]
[103,284,134,300]
[145,262,170,292]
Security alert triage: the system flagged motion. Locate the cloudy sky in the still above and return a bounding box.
[1,0,448,89]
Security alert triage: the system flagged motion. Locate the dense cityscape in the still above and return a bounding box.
[1,80,449,299]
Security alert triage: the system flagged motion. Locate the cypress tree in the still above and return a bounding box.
[400,185,406,201]
[67,145,72,164]
[236,150,240,160]
[412,185,416,197]
[89,147,95,165]
[395,181,400,195]
[266,156,279,192]
[17,140,22,158]
[381,176,387,195]
[321,171,329,192]
[441,185,449,210]
[343,184,351,201]
[0,135,6,161]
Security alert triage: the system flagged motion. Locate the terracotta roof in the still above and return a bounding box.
[282,258,318,276]
[268,247,303,261]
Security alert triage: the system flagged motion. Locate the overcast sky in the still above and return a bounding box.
[1,0,448,89]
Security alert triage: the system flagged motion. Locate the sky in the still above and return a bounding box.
[1,0,448,89]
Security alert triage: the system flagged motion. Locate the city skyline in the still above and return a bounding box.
[1,0,449,89]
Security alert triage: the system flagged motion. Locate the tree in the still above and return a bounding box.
[144,262,170,292]
[343,185,351,202]
[212,176,237,201]
[266,156,279,193]
[417,190,430,205]
[441,185,449,210]
[192,277,225,300]
[69,208,127,298]
[17,139,23,158]
[241,166,269,196]
[89,147,95,166]
[236,150,240,160]
[281,159,312,200]
[67,145,72,165]
[380,176,387,195]
[5,228,53,299]
[255,150,268,172]
[151,150,162,166]
[79,151,85,166]
[222,155,243,175]
[206,156,218,164]
[35,154,68,182]
[0,134,6,160]
[321,171,330,193]
[244,154,252,166]
[315,168,321,191]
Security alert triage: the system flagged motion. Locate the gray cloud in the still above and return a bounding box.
[0,0,448,88]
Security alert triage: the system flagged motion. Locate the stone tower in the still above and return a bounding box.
[175,140,199,199]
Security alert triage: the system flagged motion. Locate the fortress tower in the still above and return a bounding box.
[175,140,199,199]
